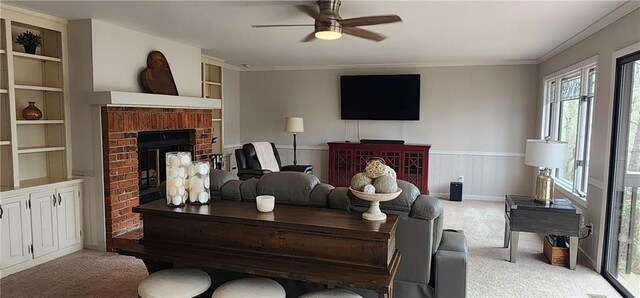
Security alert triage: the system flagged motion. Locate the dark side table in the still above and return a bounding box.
[504,195,582,269]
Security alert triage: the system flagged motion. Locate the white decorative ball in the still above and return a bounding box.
[179,154,191,166]
[173,177,183,187]
[168,186,178,196]
[178,186,186,196]
[189,194,197,203]
[191,177,203,189]
[171,196,183,206]
[178,167,186,178]
[188,164,197,176]
[197,163,209,175]
[168,168,178,178]
[363,184,376,194]
[203,176,210,189]
[198,192,209,203]
[168,155,180,167]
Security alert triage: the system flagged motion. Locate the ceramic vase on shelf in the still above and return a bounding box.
[166,151,191,207]
[22,102,42,120]
[187,161,210,205]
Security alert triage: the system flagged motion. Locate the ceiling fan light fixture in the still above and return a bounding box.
[315,30,342,40]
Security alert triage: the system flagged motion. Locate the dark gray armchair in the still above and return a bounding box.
[234,142,313,180]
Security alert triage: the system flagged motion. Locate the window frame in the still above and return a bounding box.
[541,56,597,200]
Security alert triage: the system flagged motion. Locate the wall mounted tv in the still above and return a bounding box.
[340,74,420,120]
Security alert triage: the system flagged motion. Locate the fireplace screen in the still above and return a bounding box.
[138,130,194,204]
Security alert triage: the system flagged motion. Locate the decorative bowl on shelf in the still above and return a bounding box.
[349,187,402,221]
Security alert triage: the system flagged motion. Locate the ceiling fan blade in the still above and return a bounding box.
[342,27,386,42]
[251,24,315,28]
[300,32,316,42]
[339,15,402,27]
[296,5,322,20]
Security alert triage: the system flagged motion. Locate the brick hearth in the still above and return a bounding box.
[101,106,212,251]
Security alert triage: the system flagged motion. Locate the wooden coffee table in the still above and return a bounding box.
[118,200,400,298]
[504,195,582,269]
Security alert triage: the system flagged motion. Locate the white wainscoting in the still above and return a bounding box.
[239,146,530,200]
[428,151,531,201]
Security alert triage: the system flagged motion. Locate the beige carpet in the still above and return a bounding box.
[0,199,622,298]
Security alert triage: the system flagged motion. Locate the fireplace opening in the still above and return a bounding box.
[138,129,194,204]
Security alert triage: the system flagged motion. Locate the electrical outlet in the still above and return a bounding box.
[458,176,464,183]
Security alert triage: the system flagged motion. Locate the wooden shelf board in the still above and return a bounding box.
[1,177,83,194]
[203,81,222,86]
[0,49,5,54]
[0,141,10,146]
[13,52,61,62]
[90,91,221,109]
[16,120,64,125]
[212,118,222,122]
[15,85,63,92]
[17,146,65,154]
[0,89,7,94]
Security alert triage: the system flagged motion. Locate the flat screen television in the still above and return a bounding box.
[340,74,420,120]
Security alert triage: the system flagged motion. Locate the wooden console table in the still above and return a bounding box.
[118,200,401,298]
[328,142,431,193]
[504,195,582,269]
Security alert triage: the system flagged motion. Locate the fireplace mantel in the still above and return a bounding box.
[90,91,221,109]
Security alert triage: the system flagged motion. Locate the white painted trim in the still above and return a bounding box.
[223,143,242,150]
[275,144,328,151]
[236,60,538,72]
[224,63,244,72]
[579,246,599,272]
[89,91,221,109]
[0,3,68,25]
[430,150,524,157]
[556,185,588,208]
[538,1,640,63]
[72,169,95,177]
[0,243,82,278]
[542,55,598,80]
[588,178,606,190]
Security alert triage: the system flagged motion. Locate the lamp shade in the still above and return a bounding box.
[524,139,568,168]
[285,117,304,133]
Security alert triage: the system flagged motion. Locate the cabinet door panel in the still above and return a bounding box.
[57,186,81,248]
[331,148,353,187]
[402,150,426,192]
[30,190,58,258]
[0,195,32,269]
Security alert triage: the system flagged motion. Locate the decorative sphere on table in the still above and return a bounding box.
[385,166,397,179]
[373,175,398,194]
[364,159,386,179]
[350,173,372,191]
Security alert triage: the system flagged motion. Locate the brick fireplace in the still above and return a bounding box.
[101,106,212,251]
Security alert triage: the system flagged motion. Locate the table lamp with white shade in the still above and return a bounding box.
[284,117,304,165]
[524,139,568,203]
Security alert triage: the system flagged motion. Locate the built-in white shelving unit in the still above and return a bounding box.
[0,5,72,190]
[202,55,224,154]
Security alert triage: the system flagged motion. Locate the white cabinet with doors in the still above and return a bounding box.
[0,179,82,277]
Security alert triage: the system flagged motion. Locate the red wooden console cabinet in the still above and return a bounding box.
[328,142,431,194]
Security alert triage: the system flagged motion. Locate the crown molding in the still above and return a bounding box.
[537,1,640,63]
[228,60,538,72]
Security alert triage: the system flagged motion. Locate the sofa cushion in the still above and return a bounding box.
[256,172,320,206]
[309,183,334,207]
[220,180,243,201]
[210,169,238,192]
[349,180,418,213]
[328,188,351,211]
[439,230,467,253]
[240,178,259,201]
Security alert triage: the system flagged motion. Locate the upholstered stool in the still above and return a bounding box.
[138,268,211,298]
[211,277,285,298]
[298,288,363,298]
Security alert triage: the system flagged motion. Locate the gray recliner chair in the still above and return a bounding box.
[209,170,467,298]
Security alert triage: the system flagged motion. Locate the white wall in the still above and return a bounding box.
[239,64,539,196]
[90,20,201,96]
[539,8,640,271]
[223,67,241,147]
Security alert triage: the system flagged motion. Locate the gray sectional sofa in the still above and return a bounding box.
[208,170,468,298]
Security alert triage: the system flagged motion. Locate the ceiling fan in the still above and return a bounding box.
[251,0,402,42]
